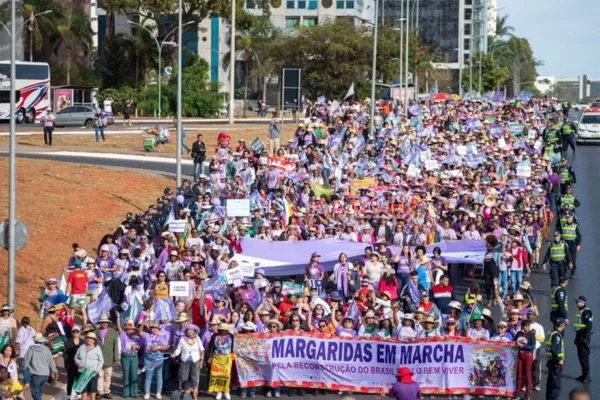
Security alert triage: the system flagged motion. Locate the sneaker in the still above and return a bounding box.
[274,391,280,398]
[156,394,162,400]
[241,393,247,399]
[144,394,150,400]
[224,393,231,400]
[215,393,222,400]
[533,386,541,391]
[266,391,272,398]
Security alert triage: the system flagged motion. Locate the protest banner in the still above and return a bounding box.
[508,123,524,136]
[224,267,243,286]
[349,177,377,195]
[168,219,187,233]
[227,199,251,217]
[169,281,190,297]
[235,333,517,397]
[282,282,304,296]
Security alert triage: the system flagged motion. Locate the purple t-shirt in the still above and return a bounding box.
[120,332,143,355]
[142,331,169,352]
[305,263,324,280]
[390,382,420,400]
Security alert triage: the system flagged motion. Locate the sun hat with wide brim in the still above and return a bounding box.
[267,319,283,330]
[217,322,231,332]
[97,313,112,324]
[174,312,190,323]
[420,316,439,328]
[33,332,47,343]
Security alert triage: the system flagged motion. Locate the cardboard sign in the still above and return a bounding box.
[516,161,531,178]
[168,220,187,233]
[169,281,190,297]
[226,199,251,217]
[455,145,467,156]
[224,268,243,285]
[424,160,439,171]
[406,164,421,178]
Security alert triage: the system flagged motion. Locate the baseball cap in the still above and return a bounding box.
[575,296,587,303]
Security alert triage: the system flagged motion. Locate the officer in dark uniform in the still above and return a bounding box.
[542,231,572,288]
[558,159,576,194]
[561,118,577,155]
[574,295,593,383]
[558,213,581,278]
[545,316,567,400]
[550,277,569,325]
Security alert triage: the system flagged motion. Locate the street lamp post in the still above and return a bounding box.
[176,0,183,186]
[229,0,235,124]
[7,0,16,313]
[396,16,405,105]
[0,10,52,61]
[128,20,193,120]
[478,53,482,94]
[368,0,378,138]
[403,0,410,110]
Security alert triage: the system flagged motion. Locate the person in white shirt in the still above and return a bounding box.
[40,109,56,146]
[527,309,545,391]
[171,325,204,400]
[185,229,204,250]
[363,253,384,288]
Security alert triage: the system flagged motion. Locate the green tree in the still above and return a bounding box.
[463,52,509,92]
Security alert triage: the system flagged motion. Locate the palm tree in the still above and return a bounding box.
[56,2,93,85]
[22,0,64,61]
[494,15,514,39]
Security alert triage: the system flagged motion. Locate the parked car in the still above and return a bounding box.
[54,106,115,128]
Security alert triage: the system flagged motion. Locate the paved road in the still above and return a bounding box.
[14,145,599,399]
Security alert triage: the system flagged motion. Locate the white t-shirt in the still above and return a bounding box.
[103,99,113,114]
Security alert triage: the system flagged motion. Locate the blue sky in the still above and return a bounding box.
[500,0,599,78]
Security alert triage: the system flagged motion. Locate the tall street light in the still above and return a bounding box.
[127,20,193,119]
[176,0,183,186]
[394,16,406,104]
[368,0,379,138]
[0,10,52,61]
[403,0,410,110]
[7,0,16,312]
[229,0,235,124]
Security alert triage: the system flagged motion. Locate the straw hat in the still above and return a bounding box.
[267,319,283,330]
[85,332,98,341]
[420,316,439,328]
[98,313,112,324]
[484,195,497,207]
[217,322,231,332]
[174,312,190,323]
[33,332,47,343]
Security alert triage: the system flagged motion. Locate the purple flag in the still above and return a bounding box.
[345,301,360,325]
[153,298,175,321]
[88,290,114,324]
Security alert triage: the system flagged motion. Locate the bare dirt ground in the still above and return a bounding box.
[0,123,298,156]
[0,158,173,325]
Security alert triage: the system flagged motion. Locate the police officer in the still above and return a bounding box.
[542,231,572,288]
[561,119,577,155]
[558,208,577,229]
[558,159,576,194]
[550,277,569,325]
[574,295,593,383]
[560,185,580,213]
[545,316,567,400]
[544,121,562,146]
[558,213,581,278]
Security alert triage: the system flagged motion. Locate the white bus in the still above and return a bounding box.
[0,61,50,123]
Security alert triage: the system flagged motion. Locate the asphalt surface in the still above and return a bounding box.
[13,145,599,400]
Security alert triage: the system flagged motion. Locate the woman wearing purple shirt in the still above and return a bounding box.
[139,321,170,399]
[393,245,413,289]
[304,252,325,295]
[116,319,142,398]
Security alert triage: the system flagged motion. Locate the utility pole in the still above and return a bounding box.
[175,0,182,186]
[229,0,235,124]
[7,0,16,311]
[369,0,379,138]
[403,0,410,109]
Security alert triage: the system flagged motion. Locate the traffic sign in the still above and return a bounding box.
[0,219,29,251]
